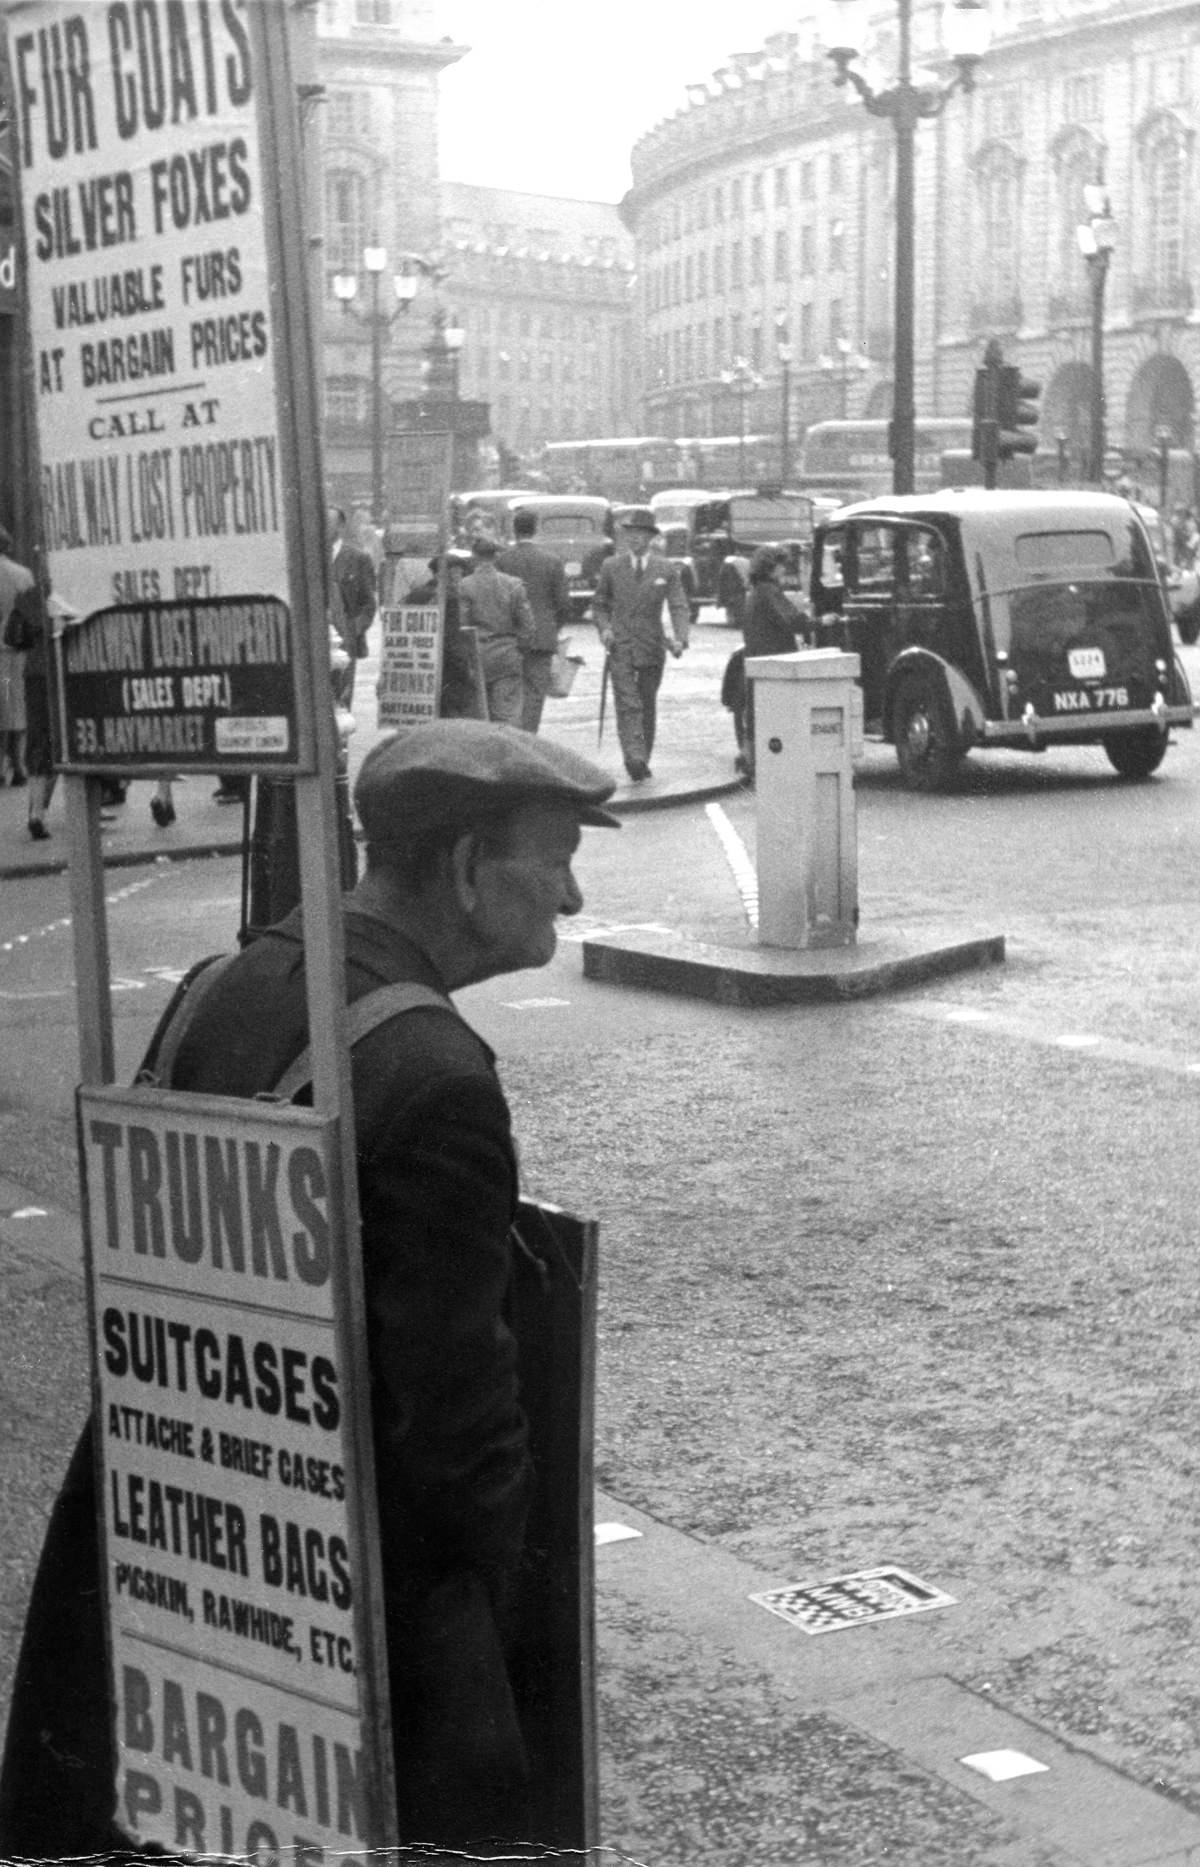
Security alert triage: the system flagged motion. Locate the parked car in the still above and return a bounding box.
[648,487,817,606]
[449,490,614,620]
[809,488,1194,789]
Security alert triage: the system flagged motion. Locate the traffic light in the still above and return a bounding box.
[997,366,1041,460]
[971,341,1003,486]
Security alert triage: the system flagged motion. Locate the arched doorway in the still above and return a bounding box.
[1126,353,1195,453]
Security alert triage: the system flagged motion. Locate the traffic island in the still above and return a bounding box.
[582,922,1005,1007]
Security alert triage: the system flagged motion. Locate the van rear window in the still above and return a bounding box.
[1014,531,1115,572]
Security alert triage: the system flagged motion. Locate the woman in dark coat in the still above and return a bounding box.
[6,565,61,839]
[739,546,810,779]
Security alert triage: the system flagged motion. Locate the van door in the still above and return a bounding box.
[842,521,907,727]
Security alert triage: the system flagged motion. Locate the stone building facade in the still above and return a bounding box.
[316,5,635,504]
[316,0,466,511]
[623,0,1199,492]
[439,182,636,476]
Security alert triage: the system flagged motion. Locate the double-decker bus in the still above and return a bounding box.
[541,437,680,500]
[540,433,786,499]
[798,418,975,500]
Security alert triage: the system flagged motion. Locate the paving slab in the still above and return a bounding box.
[594,1490,1200,1867]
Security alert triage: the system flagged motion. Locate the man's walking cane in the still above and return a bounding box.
[597,650,611,745]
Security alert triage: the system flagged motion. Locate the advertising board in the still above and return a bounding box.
[55,593,299,772]
[387,429,453,532]
[78,1083,385,1861]
[6,0,313,769]
[377,602,443,731]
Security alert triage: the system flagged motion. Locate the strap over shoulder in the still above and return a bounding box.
[271,981,453,1102]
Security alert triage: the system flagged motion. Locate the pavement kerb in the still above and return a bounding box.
[593,1488,1200,1867]
[0,767,746,882]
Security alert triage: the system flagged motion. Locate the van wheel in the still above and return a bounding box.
[893,676,962,791]
[1104,727,1168,779]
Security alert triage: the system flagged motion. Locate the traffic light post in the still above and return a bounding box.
[973,340,1041,488]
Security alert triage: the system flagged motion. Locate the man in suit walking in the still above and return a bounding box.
[498,509,575,732]
[592,508,688,782]
[328,503,378,705]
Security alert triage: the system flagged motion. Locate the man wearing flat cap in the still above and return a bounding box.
[0,721,617,1859]
[592,507,688,782]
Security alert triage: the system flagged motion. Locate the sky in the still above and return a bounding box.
[437,0,801,205]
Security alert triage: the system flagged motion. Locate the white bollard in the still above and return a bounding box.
[745,649,861,950]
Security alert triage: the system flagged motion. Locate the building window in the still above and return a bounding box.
[713,182,725,222]
[799,302,813,358]
[684,254,694,299]
[325,169,367,271]
[829,220,845,271]
[829,299,843,345]
[354,0,393,22]
[730,312,743,358]
[1146,135,1186,297]
[750,323,763,370]
[697,251,708,298]
[326,376,366,424]
[731,240,743,287]
[1153,56,1186,105]
[751,171,764,209]
[1054,142,1098,295]
[731,176,744,215]
[800,224,815,274]
[800,159,814,201]
[1064,72,1101,123]
[713,246,725,293]
[751,234,763,282]
[774,230,789,280]
[774,165,789,206]
[828,152,843,195]
[713,315,725,359]
[984,84,1022,137]
[977,152,1020,301]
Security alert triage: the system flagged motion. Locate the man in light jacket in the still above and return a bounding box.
[591,508,687,782]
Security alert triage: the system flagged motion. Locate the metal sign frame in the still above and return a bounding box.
[5,0,396,1850]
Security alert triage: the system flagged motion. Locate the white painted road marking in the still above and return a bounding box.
[899,998,1200,1082]
[705,801,759,927]
[960,1750,1049,1783]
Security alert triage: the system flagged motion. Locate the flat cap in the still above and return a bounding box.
[355,719,621,840]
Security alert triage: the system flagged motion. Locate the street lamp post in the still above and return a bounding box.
[775,315,794,484]
[1157,426,1172,512]
[822,0,991,494]
[1076,186,1117,485]
[332,248,446,522]
[720,354,764,484]
[818,334,871,417]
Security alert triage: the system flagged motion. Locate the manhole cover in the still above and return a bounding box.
[751,1565,956,1635]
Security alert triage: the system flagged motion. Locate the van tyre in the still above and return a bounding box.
[1104,726,1169,779]
[893,675,962,792]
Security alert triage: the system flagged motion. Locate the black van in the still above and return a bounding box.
[810,489,1194,789]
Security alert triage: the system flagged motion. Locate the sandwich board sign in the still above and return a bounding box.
[78,1085,375,1859]
[6,0,397,1854]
